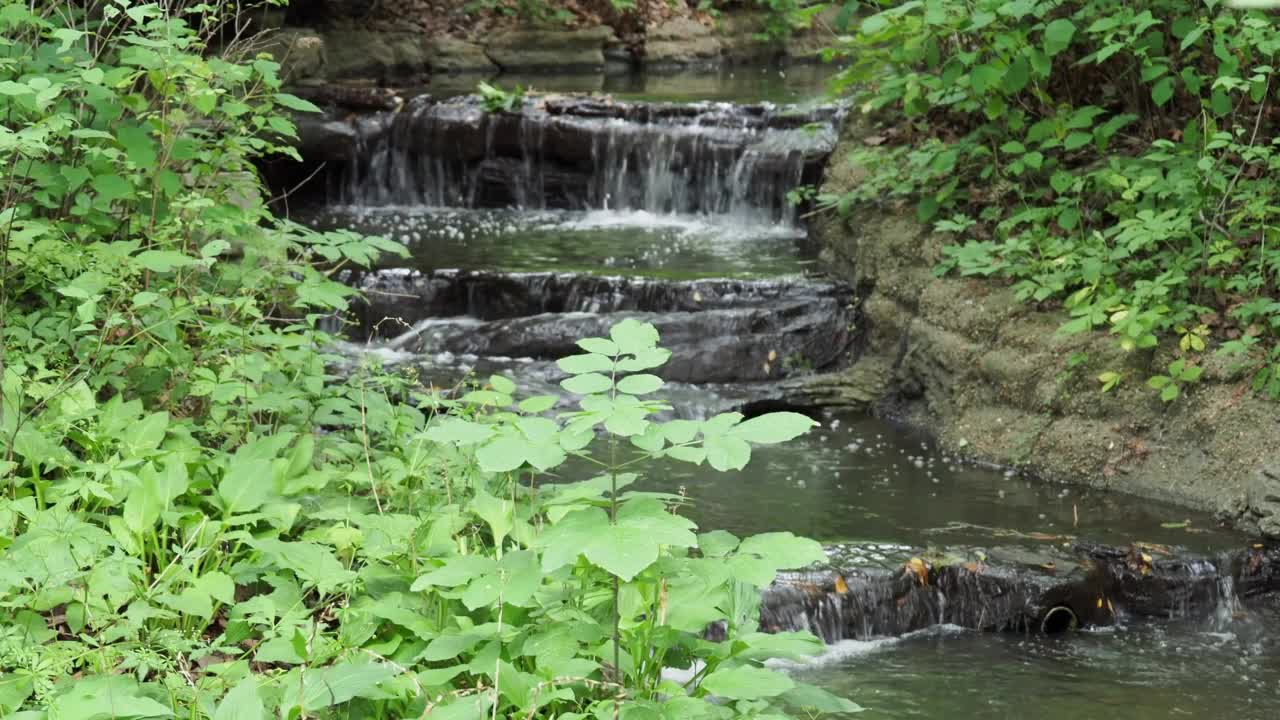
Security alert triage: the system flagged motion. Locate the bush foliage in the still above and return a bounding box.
[826,0,1280,400]
[0,1,856,717]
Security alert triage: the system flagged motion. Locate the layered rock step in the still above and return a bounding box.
[279,95,842,225]
[347,270,856,385]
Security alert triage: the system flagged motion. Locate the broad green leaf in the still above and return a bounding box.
[124,459,188,533]
[576,337,619,355]
[701,665,795,700]
[1152,76,1175,107]
[477,432,530,473]
[134,250,197,273]
[298,662,400,711]
[734,631,825,661]
[47,675,175,719]
[214,678,267,720]
[470,489,513,548]
[426,418,495,446]
[557,353,614,375]
[661,420,700,444]
[274,93,322,113]
[412,555,498,590]
[1043,18,1076,56]
[697,530,740,557]
[249,539,356,593]
[782,682,865,713]
[196,571,236,605]
[610,319,660,354]
[219,458,273,514]
[518,395,558,413]
[561,373,613,395]
[615,347,671,372]
[489,374,516,394]
[616,374,663,395]
[728,412,817,444]
[704,435,751,471]
[461,549,541,609]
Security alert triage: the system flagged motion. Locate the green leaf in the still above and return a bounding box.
[616,374,663,395]
[705,434,751,471]
[557,353,614,375]
[701,666,795,700]
[274,93,322,113]
[969,64,1001,94]
[1152,77,1175,107]
[412,555,498,591]
[0,81,33,96]
[729,412,817,444]
[219,457,273,514]
[1058,207,1081,231]
[426,418,495,446]
[214,678,267,720]
[1063,132,1092,151]
[698,530,740,557]
[476,432,530,473]
[489,374,516,394]
[48,676,175,719]
[561,373,613,395]
[1043,18,1076,56]
[135,250,197,273]
[470,489,513,548]
[518,395,558,413]
[1160,383,1180,402]
[249,539,356,593]
[298,662,400,711]
[782,683,865,714]
[616,347,671,372]
[610,319,660,354]
[577,337,619,355]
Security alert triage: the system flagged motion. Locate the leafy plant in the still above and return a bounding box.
[0,0,860,717]
[1147,357,1205,401]
[823,0,1280,401]
[477,80,526,113]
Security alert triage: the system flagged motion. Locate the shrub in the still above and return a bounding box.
[823,0,1280,400]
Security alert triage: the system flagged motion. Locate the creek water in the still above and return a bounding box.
[300,67,1280,719]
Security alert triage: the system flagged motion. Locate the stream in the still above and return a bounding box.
[290,66,1280,719]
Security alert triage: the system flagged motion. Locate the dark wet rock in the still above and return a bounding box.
[757,540,1280,643]
[346,270,856,384]
[273,94,843,222]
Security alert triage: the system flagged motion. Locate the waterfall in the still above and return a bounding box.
[330,95,842,226]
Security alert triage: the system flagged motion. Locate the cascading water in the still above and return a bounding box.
[328,95,841,226]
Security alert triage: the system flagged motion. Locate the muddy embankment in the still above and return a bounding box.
[809,117,1280,539]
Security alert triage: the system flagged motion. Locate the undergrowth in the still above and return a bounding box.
[0,1,858,717]
[824,0,1280,401]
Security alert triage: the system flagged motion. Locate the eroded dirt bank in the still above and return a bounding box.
[813,118,1280,539]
